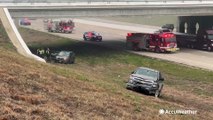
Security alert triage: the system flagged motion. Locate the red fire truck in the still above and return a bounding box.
[47,19,74,33]
[126,30,179,52]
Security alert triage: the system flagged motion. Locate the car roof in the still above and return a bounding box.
[162,24,174,26]
[86,31,98,33]
[137,67,160,73]
[59,51,73,53]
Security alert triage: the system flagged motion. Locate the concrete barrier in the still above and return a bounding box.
[0,7,45,62]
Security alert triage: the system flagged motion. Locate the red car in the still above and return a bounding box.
[83,31,102,42]
[20,18,31,25]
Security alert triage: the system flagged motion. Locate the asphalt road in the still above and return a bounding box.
[23,18,213,71]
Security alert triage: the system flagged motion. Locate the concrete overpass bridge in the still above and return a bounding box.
[0,0,213,62]
[1,0,213,33]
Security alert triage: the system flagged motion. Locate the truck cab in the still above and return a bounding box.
[197,29,213,51]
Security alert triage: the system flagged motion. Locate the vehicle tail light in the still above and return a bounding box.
[127,33,132,37]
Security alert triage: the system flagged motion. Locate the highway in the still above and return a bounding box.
[23,18,213,71]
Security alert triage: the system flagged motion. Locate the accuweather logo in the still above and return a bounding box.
[159,109,197,115]
[159,109,165,114]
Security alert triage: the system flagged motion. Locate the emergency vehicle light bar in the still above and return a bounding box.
[161,33,174,38]
[127,33,132,37]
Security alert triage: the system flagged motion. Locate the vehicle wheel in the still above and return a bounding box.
[155,85,163,98]
[191,44,194,49]
[133,47,139,51]
[91,38,95,41]
[43,56,48,61]
[207,46,212,51]
[155,47,161,53]
[83,36,87,41]
[132,43,139,51]
[126,42,133,50]
[50,59,55,63]
[70,59,75,64]
[126,85,132,90]
[154,90,161,98]
[187,44,190,48]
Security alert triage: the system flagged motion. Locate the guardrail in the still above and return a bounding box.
[0,0,212,3]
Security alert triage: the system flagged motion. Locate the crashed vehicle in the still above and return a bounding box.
[50,51,75,64]
[126,67,164,97]
[20,18,31,25]
[83,31,102,42]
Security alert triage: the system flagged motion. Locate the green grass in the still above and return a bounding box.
[18,27,213,97]
[0,23,9,40]
[26,35,213,97]
[0,20,15,50]
[1,26,212,119]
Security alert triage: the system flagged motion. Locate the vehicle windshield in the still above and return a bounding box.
[61,23,72,27]
[207,34,213,40]
[135,68,158,79]
[93,32,100,36]
[162,29,170,32]
[58,51,70,56]
[162,24,174,29]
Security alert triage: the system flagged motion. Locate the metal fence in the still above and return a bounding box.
[0,0,213,3]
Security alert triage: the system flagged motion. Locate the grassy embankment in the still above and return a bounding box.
[0,25,212,119]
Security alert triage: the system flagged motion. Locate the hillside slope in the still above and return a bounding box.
[0,24,213,119]
[0,24,162,119]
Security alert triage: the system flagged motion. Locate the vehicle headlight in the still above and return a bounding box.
[152,83,158,87]
[129,75,135,80]
[129,79,133,83]
[212,44,213,46]
[64,57,68,61]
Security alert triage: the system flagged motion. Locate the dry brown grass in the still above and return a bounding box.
[0,24,212,119]
[0,47,210,120]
